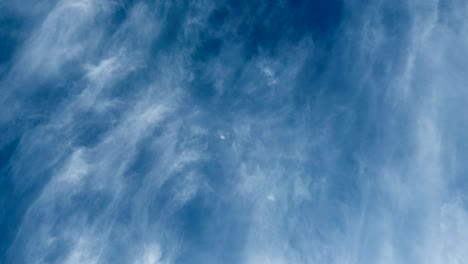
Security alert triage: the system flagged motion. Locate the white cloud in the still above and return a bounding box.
[3,0,468,263]
[135,244,162,264]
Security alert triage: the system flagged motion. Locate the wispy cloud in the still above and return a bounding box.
[1,0,467,263]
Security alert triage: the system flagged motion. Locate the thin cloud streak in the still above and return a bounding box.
[1,0,467,263]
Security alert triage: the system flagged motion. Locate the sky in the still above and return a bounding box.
[1,0,468,263]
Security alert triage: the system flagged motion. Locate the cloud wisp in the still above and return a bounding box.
[1,0,467,263]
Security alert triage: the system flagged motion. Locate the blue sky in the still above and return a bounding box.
[1,0,468,263]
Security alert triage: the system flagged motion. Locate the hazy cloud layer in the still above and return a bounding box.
[1,0,467,263]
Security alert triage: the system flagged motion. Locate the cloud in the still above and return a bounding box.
[1,0,468,263]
